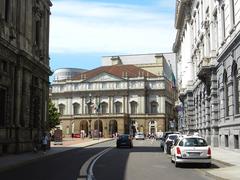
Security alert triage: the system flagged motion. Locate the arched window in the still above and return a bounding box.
[150,101,158,114]
[130,101,138,114]
[115,101,122,114]
[59,104,65,115]
[232,62,240,114]
[223,70,229,116]
[101,102,108,114]
[73,103,80,115]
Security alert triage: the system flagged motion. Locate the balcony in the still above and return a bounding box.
[197,57,212,81]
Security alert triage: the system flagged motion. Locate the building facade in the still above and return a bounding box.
[174,0,240,151]
[0,0,52,154]
[51,54,177,138]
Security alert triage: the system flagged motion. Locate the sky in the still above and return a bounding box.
[49,0,176,73]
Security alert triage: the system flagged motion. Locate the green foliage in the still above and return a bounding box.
[47,99,60,130]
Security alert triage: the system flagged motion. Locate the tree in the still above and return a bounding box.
[47,100,60,130]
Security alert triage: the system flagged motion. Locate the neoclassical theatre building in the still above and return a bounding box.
[0,0,52,154]
[51,54,177,138]
[174,0,240,151]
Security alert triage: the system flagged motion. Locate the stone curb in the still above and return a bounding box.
[0,138,114,173]
[211,158,234,167]
[204,159,234,180]
[205,171,229,180]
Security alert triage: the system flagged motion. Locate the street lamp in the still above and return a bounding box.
[96,101,101,140]
[88,93,92,138]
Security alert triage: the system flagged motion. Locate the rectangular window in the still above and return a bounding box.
[35,20,40,46]
[0,88,6,126]
[2,61,8,72]
[219,135,221,146]
[230,0,235,26]
[213,10,218,49]
[225,135,229,147]
[4,0,9,22]
[234,135,239,149]
[221,5,226,40]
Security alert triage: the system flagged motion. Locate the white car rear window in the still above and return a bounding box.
[180,138,208,147]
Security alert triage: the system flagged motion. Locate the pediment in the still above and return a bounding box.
[86,72,123,82]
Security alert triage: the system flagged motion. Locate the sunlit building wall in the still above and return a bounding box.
[51,54,177,138]
[174,0,240,151]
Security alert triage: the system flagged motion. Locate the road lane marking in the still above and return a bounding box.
[77,147,113,180]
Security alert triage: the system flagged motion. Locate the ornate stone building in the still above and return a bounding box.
[0,0,52,154]
[51,54,177,138]
[174,0,240,151]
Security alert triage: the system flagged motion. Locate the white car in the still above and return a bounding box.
[170,136,211,167]
[135,132,145,140]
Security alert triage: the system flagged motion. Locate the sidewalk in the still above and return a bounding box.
[0,137,113,173]
[205,147,240,180]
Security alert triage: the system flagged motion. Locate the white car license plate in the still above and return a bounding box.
[188,152,200,156]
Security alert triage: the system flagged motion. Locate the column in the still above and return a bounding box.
[159,96,165,113]
[14,66,23,127]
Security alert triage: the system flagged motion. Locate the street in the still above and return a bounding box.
[0,139,224,180]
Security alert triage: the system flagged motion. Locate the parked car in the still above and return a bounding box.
[170,135,211,167]
[160,131,180,151]
[164,134,180,154]
[135,132,145,140]
[116,134,133,148]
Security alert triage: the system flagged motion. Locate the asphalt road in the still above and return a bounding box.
[0,142,113,180]
[94,139,215,180]
[0,139,223,180]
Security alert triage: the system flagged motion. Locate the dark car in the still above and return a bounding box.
[164,134,180,154]
[160,131,180,151]
[116,134,133,148]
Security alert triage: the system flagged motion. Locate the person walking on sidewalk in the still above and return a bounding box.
[41,133,49,153]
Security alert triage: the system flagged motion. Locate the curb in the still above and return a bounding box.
[204,159,234,180]
[212,158,234,167]
[0,138,114,173]
[205,171,229,180]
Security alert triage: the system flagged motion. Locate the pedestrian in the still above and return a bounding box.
[42,132,49,153]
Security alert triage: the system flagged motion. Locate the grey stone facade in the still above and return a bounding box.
[216,33,240,150]
[0,0,52,154]
[174,0,240,151]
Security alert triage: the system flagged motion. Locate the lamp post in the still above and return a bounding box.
[88,93,92,138]
[96,102,101,140]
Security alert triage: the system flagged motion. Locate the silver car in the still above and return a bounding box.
[135,132,145,140]
[170,135,211,167]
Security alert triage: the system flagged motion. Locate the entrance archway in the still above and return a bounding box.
[109,120,118,136]
[148,120,157,135]
[94,120,103,136]
[80,120,88,136]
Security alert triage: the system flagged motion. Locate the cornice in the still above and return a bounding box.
[175,0,191,29]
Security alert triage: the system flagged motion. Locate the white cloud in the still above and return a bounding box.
[50,0,176,54]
